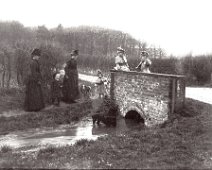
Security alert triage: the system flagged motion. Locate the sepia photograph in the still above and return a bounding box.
[0,0,211,169]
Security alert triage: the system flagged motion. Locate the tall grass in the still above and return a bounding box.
[0,145,13,153]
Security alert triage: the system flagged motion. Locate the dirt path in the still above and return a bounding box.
[186,87,212,104]
[79,73,98,83]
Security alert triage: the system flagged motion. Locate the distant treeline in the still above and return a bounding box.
[0,21,211,88]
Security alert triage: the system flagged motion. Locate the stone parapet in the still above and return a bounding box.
[110,70,185,127]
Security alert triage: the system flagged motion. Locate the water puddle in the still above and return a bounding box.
[0,116,144,151]
[0,109,28,118]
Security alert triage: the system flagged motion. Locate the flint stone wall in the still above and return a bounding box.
[110,70,185,127]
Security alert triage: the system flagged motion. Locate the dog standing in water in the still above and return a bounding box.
[92,114,116,127]
[92,105,118,127]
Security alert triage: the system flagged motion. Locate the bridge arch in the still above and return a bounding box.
[123,105,146,123]
[123,105,144,117]
[125,110,145,123]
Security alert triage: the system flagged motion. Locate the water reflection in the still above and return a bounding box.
[0,116,144,150]
[92,116,144,136]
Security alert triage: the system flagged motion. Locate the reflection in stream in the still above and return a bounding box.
[0,116,144,150]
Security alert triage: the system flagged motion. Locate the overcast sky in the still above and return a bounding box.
[0,0,212,56]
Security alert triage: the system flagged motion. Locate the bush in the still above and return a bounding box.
[75,139,89,146]
[150,58,180,74]
[0,145,13,153]
[39,43,67,85]
[182,55,212,85]
[191,56,212,84]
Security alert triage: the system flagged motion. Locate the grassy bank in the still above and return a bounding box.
[0,79,95,135]
[0,101,92,135]
[0,88,24,112]
[0,86,92,134]
[0,98,211,169]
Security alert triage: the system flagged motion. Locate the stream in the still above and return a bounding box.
[0,115,144,151]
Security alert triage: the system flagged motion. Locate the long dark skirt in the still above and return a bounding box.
[24,81,45,112]
[62,70,79,103]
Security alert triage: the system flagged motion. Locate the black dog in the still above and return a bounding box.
[92,114,116,127]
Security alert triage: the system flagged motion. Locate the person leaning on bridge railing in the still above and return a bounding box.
[114,47,130,71]
[135,51,152,73]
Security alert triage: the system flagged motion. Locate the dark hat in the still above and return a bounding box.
[70,49,79,56]
[31,48,41,56]
[141,51,149,56]
[117,47,125,53]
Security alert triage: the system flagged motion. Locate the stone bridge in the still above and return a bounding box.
[110,70,186,127]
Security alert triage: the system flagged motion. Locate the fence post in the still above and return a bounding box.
[171,78,176,114]
[110,71,115,100]
[182,77,186,106]
[211,73,212,85]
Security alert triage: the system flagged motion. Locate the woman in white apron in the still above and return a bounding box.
[114,47,130,71]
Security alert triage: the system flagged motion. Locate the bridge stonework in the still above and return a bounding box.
[110,70,186,127]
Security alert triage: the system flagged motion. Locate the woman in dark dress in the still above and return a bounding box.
[24,48,45,111]
[62,50,79,103]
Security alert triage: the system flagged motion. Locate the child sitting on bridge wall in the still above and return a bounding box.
[136,51,152,73]
[114,47,130,71]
